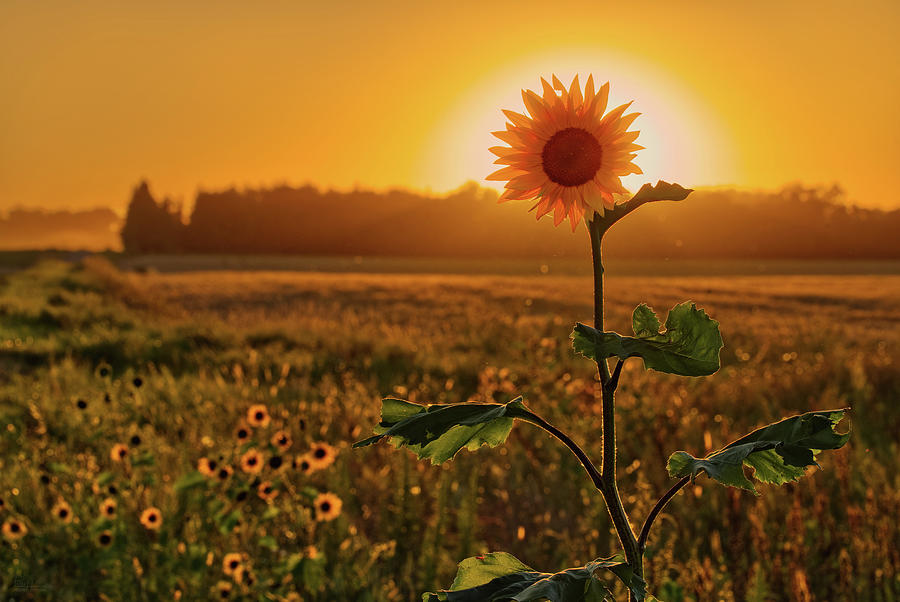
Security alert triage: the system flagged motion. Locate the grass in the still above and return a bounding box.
[0,258,898,601]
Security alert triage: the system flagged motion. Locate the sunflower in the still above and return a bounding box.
[216,465,234,482]
[0,496,5,511]
[247,404,270,428]
[198,457,219,477]
[140,507,162,530]
[110,443,129,462]
[97,529,113,547]
[293,454,315,475]
[216,581,233,599]
[257,481,278,502]
[234,422,252,443]
[1,518,26,540]
[308,442,337,470]
[271,430,292,451]
[487,75,643,230]
[222,552,243,576]
[100,497,117,518]
[240,449,264,474]
[313,492,343,522]
[52,500,73,524]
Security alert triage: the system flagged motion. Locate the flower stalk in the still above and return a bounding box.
[589,214,642,595]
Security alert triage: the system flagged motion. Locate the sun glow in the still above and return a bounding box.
[421,50,736,196]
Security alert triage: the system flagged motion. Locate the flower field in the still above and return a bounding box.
[1,258,897,601]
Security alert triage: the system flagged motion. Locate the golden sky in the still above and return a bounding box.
[1,0,898,212]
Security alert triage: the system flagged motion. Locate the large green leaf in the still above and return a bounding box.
[667,409,850,493]
[572,302,723,377]
[353,397,538,464]
[423,552,646,602]
[628,180,693,204]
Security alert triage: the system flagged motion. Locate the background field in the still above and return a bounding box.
[1,258,898,601]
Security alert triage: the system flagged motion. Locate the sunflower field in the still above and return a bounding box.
[1,258,898,601]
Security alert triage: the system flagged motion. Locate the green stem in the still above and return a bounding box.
[589,215,641,594]
[638,477,689,553]
[521,414,603,491]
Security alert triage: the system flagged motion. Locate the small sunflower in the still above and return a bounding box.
[110,443,129,462]
[313,492,343,522]
[293,454,315,475]
[240,449,264,474]
[304,544,319,559]
[52,500,73,524]
[267,454,285,471]
[97,529,113,547]
[198,457,219,477]
[0,497,5,511]
[222,552,243,576]
[257,481,278,502]
[308,442,337,470]
[216,580,233,599]
[140,507,162,530]
[487,74,643,230]
[100,497,117,519]
[234,423,252,443]
[246,404,270,428]
[1,518,26,540]
[216,465,234,482]
[271,430,292,451]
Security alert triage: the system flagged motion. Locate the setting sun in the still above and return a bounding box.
[422,52,735,197]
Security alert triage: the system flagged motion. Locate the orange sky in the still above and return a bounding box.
[1,0,898,212]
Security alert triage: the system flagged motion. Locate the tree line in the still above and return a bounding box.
[119,180,900,259]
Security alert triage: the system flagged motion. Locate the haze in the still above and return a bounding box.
[1,0,898,212]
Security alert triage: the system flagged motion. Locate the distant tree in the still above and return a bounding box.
[118,179,900,259]
[120,181,185,253]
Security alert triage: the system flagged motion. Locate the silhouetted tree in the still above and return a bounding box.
[118,179,900,259]
[120,181,185,253]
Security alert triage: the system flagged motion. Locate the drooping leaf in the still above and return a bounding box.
[423,552,646,602]
[572,302,723,377]
[353,397,538,464]
[628,181,693,204]
[667,409,850,493]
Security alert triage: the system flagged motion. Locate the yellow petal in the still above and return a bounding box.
[568,75,583,110]
[502,109,532,128]
[486,166,523,181]
[488,146,517,157]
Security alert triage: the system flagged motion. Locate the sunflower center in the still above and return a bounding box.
[541,127,603,187]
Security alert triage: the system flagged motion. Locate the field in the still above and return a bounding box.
[1,258,898,601]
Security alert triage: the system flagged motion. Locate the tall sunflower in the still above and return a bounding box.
[487,75,643,230]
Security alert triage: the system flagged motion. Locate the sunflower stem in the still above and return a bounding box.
[588,214,641,595]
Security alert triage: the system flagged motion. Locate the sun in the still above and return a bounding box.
[419,49,735,196]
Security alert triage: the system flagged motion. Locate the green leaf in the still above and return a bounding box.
[572,302,723,377]
[48,462,72,475]
[131,451,156,467]
[628,180,693,204]
[258,535,278,551]
[353,397,538,464]
[95,471,115,486]
[174,471,208,493]
[423,552,646,601]
[667,409,850,493]
[631,304,661,337]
